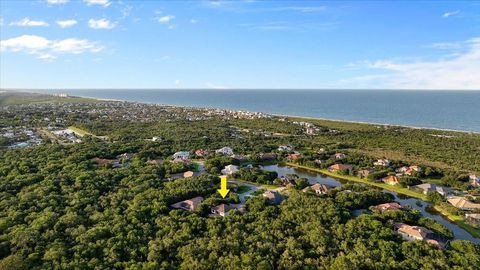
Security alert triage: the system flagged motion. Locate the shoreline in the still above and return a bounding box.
[5,89,480,134]
[95,95,480,135]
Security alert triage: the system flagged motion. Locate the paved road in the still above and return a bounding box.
[229,181,259,204]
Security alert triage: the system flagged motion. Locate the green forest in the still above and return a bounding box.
[1,98,480,269]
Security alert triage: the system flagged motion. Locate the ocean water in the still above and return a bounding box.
[37,89,480,132]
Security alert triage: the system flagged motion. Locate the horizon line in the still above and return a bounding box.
[2,88,480,91]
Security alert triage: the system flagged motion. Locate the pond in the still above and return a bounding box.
[262,164,480,244]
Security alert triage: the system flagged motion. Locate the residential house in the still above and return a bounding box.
[263,190,283,204]
[469,174,480,187]
[397,165,422,176]
[231,154,247,162]
[116,153,133,161]
[382,175,400,185]
[396,166,410,174]
[258,153,277,161]
[465,213,480,226]
[170,196,204,211]
[221,165,239,175]
[173,151,190,160]
[328,164,353,172]
[287,153,302,161]
[375,202,403,213]
[278,145,293,152]
[147,159,162,165]
[306,128,317,135]
[195,149,208,157]
[447,197,480,210]
[314,159,327,165]
[374,159,391,167]
[183,171,194,178]
[216,147,234,156]
[411,183,449,196]
[211,204,232,217]
[393,223,446,249]
[302,183,333,195]
[280,175,297,186]
[92,158,116,166]
[357,169,373,178]
[331,153,346,160]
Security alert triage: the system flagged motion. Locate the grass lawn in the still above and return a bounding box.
[68,126,108,140]
[236,185,251,194]
[261,184,280,190]
[68,126,94,137]
[285,162,428,200]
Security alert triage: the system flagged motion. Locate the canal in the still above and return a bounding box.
[262,164,480,244]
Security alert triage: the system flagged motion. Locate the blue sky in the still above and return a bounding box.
[1,0,479,89]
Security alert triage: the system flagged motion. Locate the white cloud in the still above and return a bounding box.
[428,42,463,50]
[157,15,175,24]
[190,19,198,24]
[1,35,51,51]
[442,10,460,18]
[10,18,49,27]
[56,19,77,28]
[88,18,115,29]
[47,0,69,4]
[174,79,181,86]
[37,53,57,61]
[1,35,104,60]
[51,38,103,54]
[205,82,229,89]
[344,37,480,90]
[84,0,110,7]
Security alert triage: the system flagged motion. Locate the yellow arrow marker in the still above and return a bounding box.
[217,175,230,198]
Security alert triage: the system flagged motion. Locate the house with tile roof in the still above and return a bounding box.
[447,197,480,210]
[170,196,204,211]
